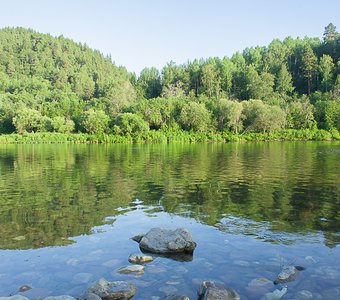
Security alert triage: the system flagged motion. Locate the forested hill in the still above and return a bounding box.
[0,25,339,138]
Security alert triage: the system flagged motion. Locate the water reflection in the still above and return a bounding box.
[0,142,339,250]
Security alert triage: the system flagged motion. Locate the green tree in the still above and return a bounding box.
[80,109,109,134]
[301,45,318,94]
[51,116,75,133]
[217,99,243,133]
[179,102,211,132]
[275,65,294,97]
[114,113,149,135]
[319,54,334,92]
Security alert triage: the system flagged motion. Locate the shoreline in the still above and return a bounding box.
[0,129,339,144]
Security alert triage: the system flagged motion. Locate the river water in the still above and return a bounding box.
[0,142,339,299]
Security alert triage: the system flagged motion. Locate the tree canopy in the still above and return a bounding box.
[0,25,339,136]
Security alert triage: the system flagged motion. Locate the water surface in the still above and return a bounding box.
[0,142,339,299]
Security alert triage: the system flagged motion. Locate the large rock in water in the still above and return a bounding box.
[137,228,196,254]
[274,265,305,284]
[198,281,240,300]
[87,278,136,300]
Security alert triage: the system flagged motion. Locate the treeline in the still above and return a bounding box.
[0,25,339,139]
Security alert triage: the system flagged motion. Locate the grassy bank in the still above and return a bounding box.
[0,129,339,144]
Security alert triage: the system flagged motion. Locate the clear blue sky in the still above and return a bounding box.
[0,0,339,74]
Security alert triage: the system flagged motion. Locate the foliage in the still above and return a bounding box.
[0,25,340,140]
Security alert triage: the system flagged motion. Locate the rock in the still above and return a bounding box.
[0,296,29,300]
[19,288,51,299]
[117,265,145,275]
[261,287,288,300]
[197,281,240,300]
[72,273,93,284]
[160,295,189,300]
[43,296,76,300]
[274,265,303,284]
[158,286,178,295]
[131,234,144,243]
[77,293,102,300]
[19,285,32,293]
[128,253,154,264]
[137,228,196,254]
[246,278,273,295]
[289,290,313,300]
[87,278,136,300]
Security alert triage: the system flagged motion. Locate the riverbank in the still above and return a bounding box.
[0,129,339,144]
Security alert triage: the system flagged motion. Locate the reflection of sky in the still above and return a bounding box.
[1,207,340,299]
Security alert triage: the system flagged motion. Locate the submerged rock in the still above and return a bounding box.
[43,296,76,300]
[77,293,102,300]
[274,265,304,284]
[197,281,240,300]
[136,228,196,254]
[261,286,288,300]
[289,290,313,300]
[160,295,189,300]
[131,234,144,243]
[18,285,32,293]
[128,253,154,264]
[87,278,136,300]
[0,296,29,300]
[117,264,145,275]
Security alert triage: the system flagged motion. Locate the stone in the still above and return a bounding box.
[246,277,273,295]
[87,278,136,300]
[289,290,313,300]
[197,281,240,300]
[0,296,29,300]
[43,296,76,300]
[261,287,288,300]
[128,253,154,264]
[131,234,144,243]
[77,293,102,300]
[18,285,32,293]
[19,288,51,299]
[160,295,189,300]
[71,273,93,284]
[137,228,196,254]
[274,265,302,284]
[117,265,145,275]
[158,286,178,295]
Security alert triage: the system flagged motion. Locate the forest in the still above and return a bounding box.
[0,24,339,142]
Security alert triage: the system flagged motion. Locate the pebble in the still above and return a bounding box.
[128,253,154,264]
[43,296,76,300]
[71,273,93,284]
[0,296,29,300]
[159,285,178,294]
[261,286,288,300]
[18,285,32,293]
[117,264,145,275]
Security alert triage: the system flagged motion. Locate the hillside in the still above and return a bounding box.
[0,25,339,137]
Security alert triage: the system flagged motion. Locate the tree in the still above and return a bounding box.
[137,67,162,99]
[287,99,315,129]
[80,109,109,134]
[275,65,294,97]
[319,54,334,92]
[323,23,339,43]
[242,100,286,133]
[179,102,211,132]
[114,113,149,135]
[201,62,221,98]
[301,45,317,94]
[51,116,75,133]
[217,99,243,133]
[12,107,52,133]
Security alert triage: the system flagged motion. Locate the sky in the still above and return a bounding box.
[0,0,339,74]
